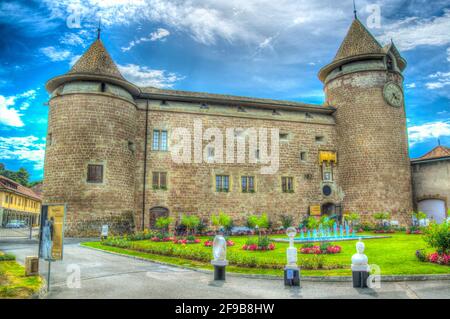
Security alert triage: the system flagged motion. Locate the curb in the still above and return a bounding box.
[80,244,450,282]
[31,276,48,299]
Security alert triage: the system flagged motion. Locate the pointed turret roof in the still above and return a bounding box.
[333,18,383,62]
[68,39,124,80]
[46,38,140,95]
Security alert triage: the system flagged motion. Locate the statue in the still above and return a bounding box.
[351,238,369,288]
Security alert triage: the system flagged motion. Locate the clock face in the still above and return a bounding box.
[383,82,404,108]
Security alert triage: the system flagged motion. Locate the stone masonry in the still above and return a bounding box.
[43,17,417,236]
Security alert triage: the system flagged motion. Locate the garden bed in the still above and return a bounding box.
[0,253,43,299]
[83,233,450,277]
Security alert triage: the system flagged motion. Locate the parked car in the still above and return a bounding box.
[5,220,27,228]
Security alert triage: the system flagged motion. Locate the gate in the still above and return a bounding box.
[0,209,40,239]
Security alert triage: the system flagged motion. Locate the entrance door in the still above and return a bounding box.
[321,203,336,216]
[417,199,446,224]
[149,207,169,229]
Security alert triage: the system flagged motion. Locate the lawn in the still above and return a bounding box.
[82,232,449,277]
[0,253,43,299]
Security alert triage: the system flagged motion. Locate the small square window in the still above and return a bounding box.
[241,176,255,193]
[152,172,168,190]
[87,164,103,183]
[300,151,307,161]
[280,133,289,141]
[315,136,324,143]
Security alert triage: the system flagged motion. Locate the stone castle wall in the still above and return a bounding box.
[325,70,413,224]
[133,101,340,230]
[43,93,137,237]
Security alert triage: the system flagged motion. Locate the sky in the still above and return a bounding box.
[0,0,449,181]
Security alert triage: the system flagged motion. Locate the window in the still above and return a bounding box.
[281,177,294,193]
[216,175,229,192]
[315,136,324,143]
[152,129,168,151]
[322,163,333,182]
[87,164,103,183]
[200,103,209,109]
[152,172,167,190]
[241,176,255,193]
[300,151,307,161]
[47,133,52,146]
[280,133,289,141]
[387,55,394,71]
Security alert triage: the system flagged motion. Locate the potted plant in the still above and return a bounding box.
[180,214,201,236]
[211,212,233,235]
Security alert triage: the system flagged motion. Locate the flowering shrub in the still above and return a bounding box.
[173,237,201,245]
[428,252,449,265]
[151,237,174,242]
[204,240,235,247]
[406,227,423,235]
[300,243,342,254]
[242,243,275,251]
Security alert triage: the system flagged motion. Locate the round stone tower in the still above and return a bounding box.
[318,18,413,222]
[44,38,140,236]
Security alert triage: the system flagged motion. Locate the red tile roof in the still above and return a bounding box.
[413,145,450,161]
[0,175,42,201]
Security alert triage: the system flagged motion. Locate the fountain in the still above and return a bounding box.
[273,220,391,244]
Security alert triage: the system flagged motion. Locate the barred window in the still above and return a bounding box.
[87,164,103,183]
[282,176,294,193]
[241,176,255,192]
[152,172,167,189]
[216,175,229,192]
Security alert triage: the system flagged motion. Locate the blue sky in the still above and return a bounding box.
[0,0,449,181]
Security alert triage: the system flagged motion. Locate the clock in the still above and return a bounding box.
[383,82,404,108]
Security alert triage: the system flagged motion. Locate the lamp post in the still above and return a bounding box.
[284,227,300,286]
[211,229,228,281]
[351,238,369,288]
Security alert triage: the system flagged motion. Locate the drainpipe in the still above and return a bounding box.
[142,100,149,230]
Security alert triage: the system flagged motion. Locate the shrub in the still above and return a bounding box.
[423,222,450,255]
[415,249,427,262]
[246,213,270,230]
[428,252,449,265]
[343,212,360,226]
[0,253,15,261]
[180,215,201,235]
[280,215,293,229]
[305,216,319,230]
[155,217,173,236]
[211,212,233,229]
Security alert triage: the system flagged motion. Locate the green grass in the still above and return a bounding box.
[82,233,449,277]
[0,252,43,299]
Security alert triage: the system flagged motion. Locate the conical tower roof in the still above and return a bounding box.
[68,39,124,80]
[46,38,140,95]
[333,18,383,62]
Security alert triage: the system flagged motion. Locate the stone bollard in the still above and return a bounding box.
[284,227,300,286]
[25,256,39,276]
[211,231,228,281]
[351,239,369,288]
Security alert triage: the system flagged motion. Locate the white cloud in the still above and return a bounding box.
[118,64,183,88]
[40,46,72,61]
[122,28,171,52]
[60,33,85,46]
[0,95,23,127]
[425,71,450,90]
[447,48,450,62]
[0,89,38,127]
[408,121,450,146]
[378,10,450,51]
[0,136,46,171]
[405,83,416,89]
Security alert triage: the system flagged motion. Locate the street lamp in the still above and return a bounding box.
[211,228,228,281]
[284,227,300,286]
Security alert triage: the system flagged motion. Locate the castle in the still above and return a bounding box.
[43,17,415,237]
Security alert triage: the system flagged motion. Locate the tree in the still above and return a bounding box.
[0,163,31,187]
[211,212,233,233]
[155,216,173,236]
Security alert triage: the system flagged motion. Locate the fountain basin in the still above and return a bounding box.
[272,235,391,244]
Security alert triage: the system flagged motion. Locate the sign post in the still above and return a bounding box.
[38,204,66,292]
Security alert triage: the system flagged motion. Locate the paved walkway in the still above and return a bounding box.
[1,240,449,299]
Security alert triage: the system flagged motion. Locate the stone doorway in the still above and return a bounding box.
[149,206,169,229]
[321,203,336,216]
